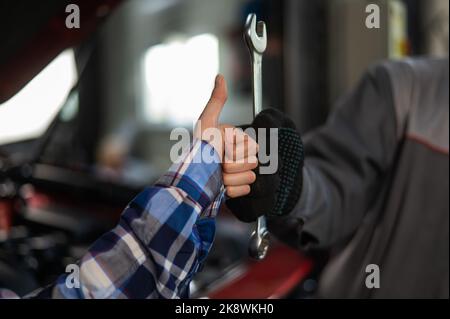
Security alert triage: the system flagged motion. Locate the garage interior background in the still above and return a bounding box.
[0,0,448,297]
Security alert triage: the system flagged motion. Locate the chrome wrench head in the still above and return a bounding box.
[244,13,267,55]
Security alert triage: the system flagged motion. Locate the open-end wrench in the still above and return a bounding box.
[244,13,270,260]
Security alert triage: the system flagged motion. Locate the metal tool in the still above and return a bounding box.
[244,13,270,260]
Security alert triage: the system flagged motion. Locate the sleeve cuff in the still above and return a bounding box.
[156,139,223,211]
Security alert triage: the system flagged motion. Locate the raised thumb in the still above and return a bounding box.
[198,74,228,123]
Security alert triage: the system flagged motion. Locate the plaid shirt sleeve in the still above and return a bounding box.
[15,139,224,299]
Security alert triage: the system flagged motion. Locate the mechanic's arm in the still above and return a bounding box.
[225,63,401,249]
[268,63,400,249]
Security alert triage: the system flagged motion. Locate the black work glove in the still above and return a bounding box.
[226,108,304,222]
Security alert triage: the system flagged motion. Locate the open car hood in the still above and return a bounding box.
[0,0,123,103]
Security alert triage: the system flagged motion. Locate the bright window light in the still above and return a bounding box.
[143,33,219,126]
[0,50,77,144]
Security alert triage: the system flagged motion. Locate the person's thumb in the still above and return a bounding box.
[198,74,228,126]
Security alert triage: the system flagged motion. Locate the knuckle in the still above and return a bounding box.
[222,163,232,172]
[249,160,258,169]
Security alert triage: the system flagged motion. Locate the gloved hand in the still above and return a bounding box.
[225,108,304,222]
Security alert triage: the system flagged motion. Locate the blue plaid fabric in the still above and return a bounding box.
[1,140,224,299]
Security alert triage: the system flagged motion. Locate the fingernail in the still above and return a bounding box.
[215,74,223,87]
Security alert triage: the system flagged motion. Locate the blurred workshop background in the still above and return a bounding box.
[0,0,448,298]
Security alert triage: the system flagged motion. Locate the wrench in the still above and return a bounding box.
[244,13,270,260]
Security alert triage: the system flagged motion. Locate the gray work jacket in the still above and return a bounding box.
[268,58,449,298]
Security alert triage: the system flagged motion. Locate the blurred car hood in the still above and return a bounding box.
[0,0,123,104]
